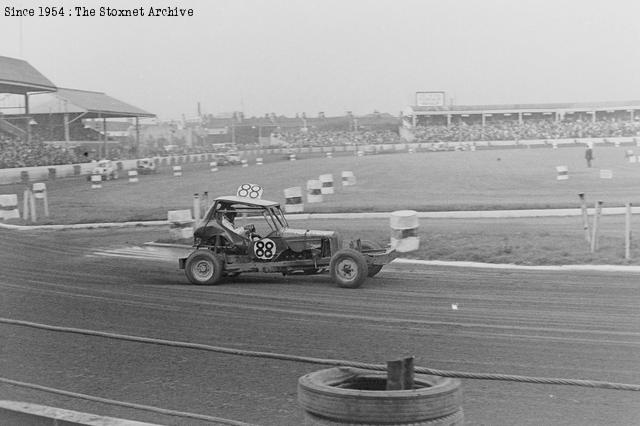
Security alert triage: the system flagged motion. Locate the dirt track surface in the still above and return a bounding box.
[1,227,639,425]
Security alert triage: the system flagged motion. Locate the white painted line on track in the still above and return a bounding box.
[393,258,640,273]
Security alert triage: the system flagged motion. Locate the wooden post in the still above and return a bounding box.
[29,190,36,222]
[625,202,632,260]
[193,193,201,228]
[578,193,590,244]
[43,187,49,218]
[202,191,209,217]
[22,189,29,221]
[386,357,414,391]
[590,201,603,253]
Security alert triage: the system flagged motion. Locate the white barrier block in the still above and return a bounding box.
[128,170,139,183]
[390,210,419,252]
[555,166,568,181]
[168,209,194,239]
[306,180,323,203]
[0,194,20,220]
[289,153,297,161]
[32,182,46,199]
[326,152,333,159]
[173,165,182,177]
[91,174,102,188]
[210,161,218,172]
[284,186,304,213]
[600,169,613,179]
[341,171,356,186]
[319,174,334,195]
[241,159,248,168]
[256,157,263,166]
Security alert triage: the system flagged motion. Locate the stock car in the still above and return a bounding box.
[87,159,119,181]
[179,184,395,288]
[136,158,157,174]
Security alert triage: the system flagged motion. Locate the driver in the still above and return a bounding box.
[220,207,258,239]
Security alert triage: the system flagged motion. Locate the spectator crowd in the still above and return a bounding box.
[0,135,85,168]
[411,118,640,143]
[274,129,403,147]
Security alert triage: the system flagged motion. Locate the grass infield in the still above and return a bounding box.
[3,145,640,264]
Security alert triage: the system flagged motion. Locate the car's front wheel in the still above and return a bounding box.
[330,248,368,288]
[184,250,224,285]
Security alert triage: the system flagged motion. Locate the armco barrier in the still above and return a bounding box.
[0,400,159,425]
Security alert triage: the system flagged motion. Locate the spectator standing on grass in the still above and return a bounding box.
[585,144,593,167]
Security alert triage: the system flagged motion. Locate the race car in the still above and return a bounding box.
[136,158,157,174]
[179,184,396,288]
[87,159,119,181]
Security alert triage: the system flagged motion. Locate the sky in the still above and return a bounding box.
[1,0,640,121]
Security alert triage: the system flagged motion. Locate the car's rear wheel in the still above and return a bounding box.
[185,250,224,285]
[360,240,383,277]
[330,248,368,288]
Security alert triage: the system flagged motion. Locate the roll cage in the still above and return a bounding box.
[203,198,289,237]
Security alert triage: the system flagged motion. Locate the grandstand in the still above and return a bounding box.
[7,87,156,159]
[0,55,57,142]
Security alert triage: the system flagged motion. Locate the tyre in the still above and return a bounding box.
[184,250,224,285]
[330,248,368,288]
[360,240,383,277]
[298,367,463,425]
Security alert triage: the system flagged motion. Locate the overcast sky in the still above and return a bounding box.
[2,0,640,120]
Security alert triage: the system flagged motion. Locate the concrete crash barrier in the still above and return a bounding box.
[341,171,356,186]
[32,182,46,199]
[0,194,20,220]
[556,165,568,181]
[319,174,334,195]
[325,152,333,159]
[256,157,263,165]
[0,400,159,425]
[284,186,304,213]
[128,170,139,183]
[168,209,194,240]
[390,210,419,252]
[289,153,297,161]
[241,159,248,168]
[209,161,218,172]
[298,367,463,425]
[306,180,323,203]
[172,166,182,177]
[90,174,102,189]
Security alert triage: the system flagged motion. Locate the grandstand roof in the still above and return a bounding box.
[26,87,155,119]
[408,100,640,115]
[0,56,57,94]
